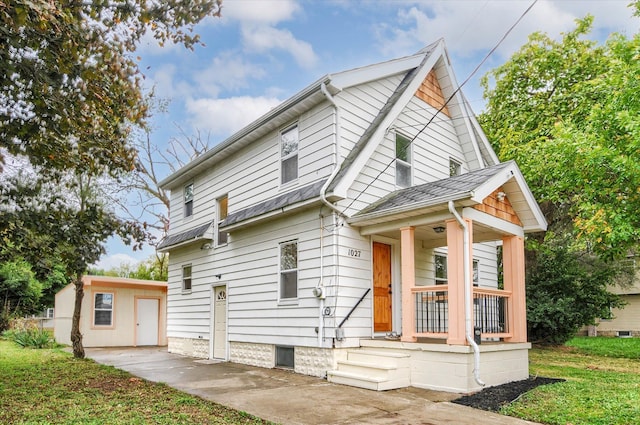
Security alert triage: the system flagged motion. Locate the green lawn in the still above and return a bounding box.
[502,337,640,425]
[0,340,272,425]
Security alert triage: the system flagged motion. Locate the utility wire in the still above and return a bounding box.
[339,0,538,216]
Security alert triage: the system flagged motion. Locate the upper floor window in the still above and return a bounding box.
[216,195,228,246]
[94,293,113,326]
[182,265,192,293]
[435,254,447,285]
[184,183,194,218]
[281,125,299,184]
[395,133,412,187]
[449,159,462,177]
[280,240,298,299]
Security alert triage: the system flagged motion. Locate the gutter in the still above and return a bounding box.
[448,200,485,387]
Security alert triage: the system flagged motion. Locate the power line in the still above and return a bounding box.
[338,0,538,216]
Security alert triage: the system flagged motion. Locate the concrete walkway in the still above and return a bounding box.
[86,346,539,425]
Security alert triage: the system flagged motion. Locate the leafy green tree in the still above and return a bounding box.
[480,9,640,343]
[1,0,222,177]
[0,260,42,331]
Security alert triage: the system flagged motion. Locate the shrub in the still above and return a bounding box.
[3,329,53,349]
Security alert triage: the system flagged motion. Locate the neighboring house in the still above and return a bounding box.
[157,39,547,393]
[54,276,167,347]
[591,279,640,337]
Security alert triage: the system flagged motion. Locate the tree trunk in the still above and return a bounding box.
[70,273,85,359]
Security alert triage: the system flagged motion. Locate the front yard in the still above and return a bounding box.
[0,340,271,424]
[502,337,640,424]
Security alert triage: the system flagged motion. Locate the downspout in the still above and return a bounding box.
[448,201,485,387]
[318,212,325,347]
[319,82,346,345]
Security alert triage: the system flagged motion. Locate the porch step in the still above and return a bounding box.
[327,348,410,391]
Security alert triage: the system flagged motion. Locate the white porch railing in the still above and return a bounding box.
[411,286,512,340]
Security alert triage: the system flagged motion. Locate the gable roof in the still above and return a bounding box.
[349,161,547,233]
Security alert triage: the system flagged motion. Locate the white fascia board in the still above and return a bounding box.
[332,42,446,198]
[329,54,424,90]
[470,162,518,203]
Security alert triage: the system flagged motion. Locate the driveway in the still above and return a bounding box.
[86,346,539,425]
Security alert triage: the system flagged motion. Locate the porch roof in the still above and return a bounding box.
[349,161,547,233]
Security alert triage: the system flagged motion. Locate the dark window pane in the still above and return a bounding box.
[95,293,113,309]
[275,346,294,368]
[396,161,411,187]
[94,310,112,326]
[396,134,411,162]
[282,155,298,183]
[281,270,297,299]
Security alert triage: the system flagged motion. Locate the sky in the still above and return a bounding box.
[96,0,639,270]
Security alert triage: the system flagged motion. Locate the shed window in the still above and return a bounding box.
[94,293,113,326]
[184,183,194,217]
[395,133,412,187]
[281,125,298,184]
[182,265,192,292]
[280,240,298,299]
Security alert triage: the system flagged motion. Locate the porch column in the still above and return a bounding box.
[446,218,473,345]
[502,235,527,342]
[400,226,417,342]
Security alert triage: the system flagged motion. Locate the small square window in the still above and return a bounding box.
[182,265,192,292]
[184,183,194,217]
[275,346,294,369]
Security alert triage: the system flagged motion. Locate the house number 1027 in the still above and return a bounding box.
[348,249,361,257]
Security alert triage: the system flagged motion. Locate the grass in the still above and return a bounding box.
[501,336,640,425]
[0,340,272,425]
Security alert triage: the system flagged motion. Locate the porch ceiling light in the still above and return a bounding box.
[433,226,445,234]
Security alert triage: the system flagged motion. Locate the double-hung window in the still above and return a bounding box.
[395,133,412,187]
[184,183,194,218]
[281,125,298,184]
[216,195,228,246]
[182,265,192,292]
[94,293,113,326]
[279,240,298,300]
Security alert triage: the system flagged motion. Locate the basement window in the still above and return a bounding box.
[275,345,294,369]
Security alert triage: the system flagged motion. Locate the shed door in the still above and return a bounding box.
[212,286,227,359]
[136,298,159,346]
[373,242,392,332]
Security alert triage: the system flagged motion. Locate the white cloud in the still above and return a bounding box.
[185,96,281,137]
[223,0,301,24]
[374,0,637,59]
[242,25,318,68]
[194,52,267,97]
[94,253,140,271]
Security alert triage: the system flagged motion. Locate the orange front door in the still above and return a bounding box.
[373,242,392,332]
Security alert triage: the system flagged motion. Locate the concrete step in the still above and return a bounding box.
[328,348,411,391]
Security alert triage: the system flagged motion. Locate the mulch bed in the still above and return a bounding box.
[452,376,564,412]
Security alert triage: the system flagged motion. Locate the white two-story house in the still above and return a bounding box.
[158,39,547,393]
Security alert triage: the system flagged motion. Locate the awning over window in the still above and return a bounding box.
[156,222,213,252]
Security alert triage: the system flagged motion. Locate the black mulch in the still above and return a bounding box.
[452,376,565,412]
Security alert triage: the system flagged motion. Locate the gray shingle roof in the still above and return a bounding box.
[156,221,212,250]
[354,162,512,217]
[221,179,327,228]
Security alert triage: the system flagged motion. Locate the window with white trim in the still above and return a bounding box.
[279,240,298,299]
[93,293,113,326]
[395,133,412,187]
[216,195,228,246]
[184,183,194,217]
[182,265,192,292]
[473,259,479,287]
[449,159,462,177]
[281,125,298,184]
